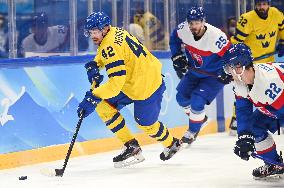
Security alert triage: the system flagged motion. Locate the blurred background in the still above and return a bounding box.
[0,0,283,58]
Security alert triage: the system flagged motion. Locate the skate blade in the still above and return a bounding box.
[114,154,145,168]
[254,174,284,181]
[40,168,56,177]
[180,138,195,148]
[181,142,191,149]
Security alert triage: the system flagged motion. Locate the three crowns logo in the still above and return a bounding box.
[256,34,266,40]
[261,41,270,48]
[269,31,276,37]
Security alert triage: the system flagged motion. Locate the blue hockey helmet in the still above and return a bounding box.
[187,6,205,22]
[222,43,254,74]
[32,12,48,28]
[84,12,111,37]
[255,0,271,4]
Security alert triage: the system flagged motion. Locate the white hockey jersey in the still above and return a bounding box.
[170,22,231,77]
[234,63,284,119]
[21,25,68,56]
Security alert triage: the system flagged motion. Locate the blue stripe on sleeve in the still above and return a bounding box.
[235,28,249,37]
[108,70,126,78]
[105,60,124,71]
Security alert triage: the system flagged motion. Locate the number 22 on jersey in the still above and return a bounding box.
[265,83,282,100]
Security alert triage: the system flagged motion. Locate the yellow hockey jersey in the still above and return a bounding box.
[231,7,284,63]
[134,12,168,50]
[92,26,162,100]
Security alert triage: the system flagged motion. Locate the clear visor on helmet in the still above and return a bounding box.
[84,27,103,37]
[223,61,244,75]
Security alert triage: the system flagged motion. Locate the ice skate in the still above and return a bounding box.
[253,153,284,180]
[113,139,145,168]
[182,116,208,145]
[181,130,199,145]
[160,138,182,161]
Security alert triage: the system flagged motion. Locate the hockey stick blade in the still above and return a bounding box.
[40,168,57,177]
[40,168,64,177]
[40,115,84,177]
[251,153,284,167]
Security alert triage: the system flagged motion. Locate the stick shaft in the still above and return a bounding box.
[254,51,277,61]
[252,153,284,167]
[56,116,84,176]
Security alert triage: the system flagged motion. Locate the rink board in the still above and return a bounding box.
[0,121,230,170]
[0,53,235,169]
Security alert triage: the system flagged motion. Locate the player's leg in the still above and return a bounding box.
[179,77,225,145]
[229,101,237,136]
[96,93,144,167]
[175,72,202,144]
[251,110,284,179]
[135,81,182,161]
[181,94,208,144]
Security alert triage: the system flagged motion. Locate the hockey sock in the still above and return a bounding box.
[138,121,173,147]
[96,101,134,144]
[255,134,279,163]
[188,108,207,133]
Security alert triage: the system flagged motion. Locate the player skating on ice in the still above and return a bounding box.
[222,43,284,179]
[169,6,232,145]
[77,12,181,168]
[229,0,284,135]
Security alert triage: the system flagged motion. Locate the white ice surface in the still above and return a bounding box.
[1,133,284,188]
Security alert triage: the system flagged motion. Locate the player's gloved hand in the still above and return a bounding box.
[234,132,255,161]
[85,61,104,86]
[77,90,101,118]
[171,53,188,79]
[276,44,284,58]
[217,71,233,84]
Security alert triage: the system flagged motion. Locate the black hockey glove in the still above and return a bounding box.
[234,132,255,161]
[217,71,233,85]
[171,53,188,79]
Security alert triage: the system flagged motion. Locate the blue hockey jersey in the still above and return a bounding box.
[170,22,231,78]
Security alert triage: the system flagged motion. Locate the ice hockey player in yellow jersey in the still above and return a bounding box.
[231,0,284,63]
[77,12,181,168]
[229,0,284,136]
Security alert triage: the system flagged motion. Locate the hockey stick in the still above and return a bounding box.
[254,51,277,61]
[187,65,219,78]
[251,152,284,167]
[41,114,84,177]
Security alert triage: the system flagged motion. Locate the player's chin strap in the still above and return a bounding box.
[102,27,110,38]
[232,66,245,83]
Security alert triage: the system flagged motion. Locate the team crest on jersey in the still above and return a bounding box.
[189,51,203,68]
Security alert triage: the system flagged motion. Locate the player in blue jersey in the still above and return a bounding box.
[169,6,232,145]
[222,43,284,179]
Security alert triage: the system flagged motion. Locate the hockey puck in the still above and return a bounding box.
[19,176,27,180]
